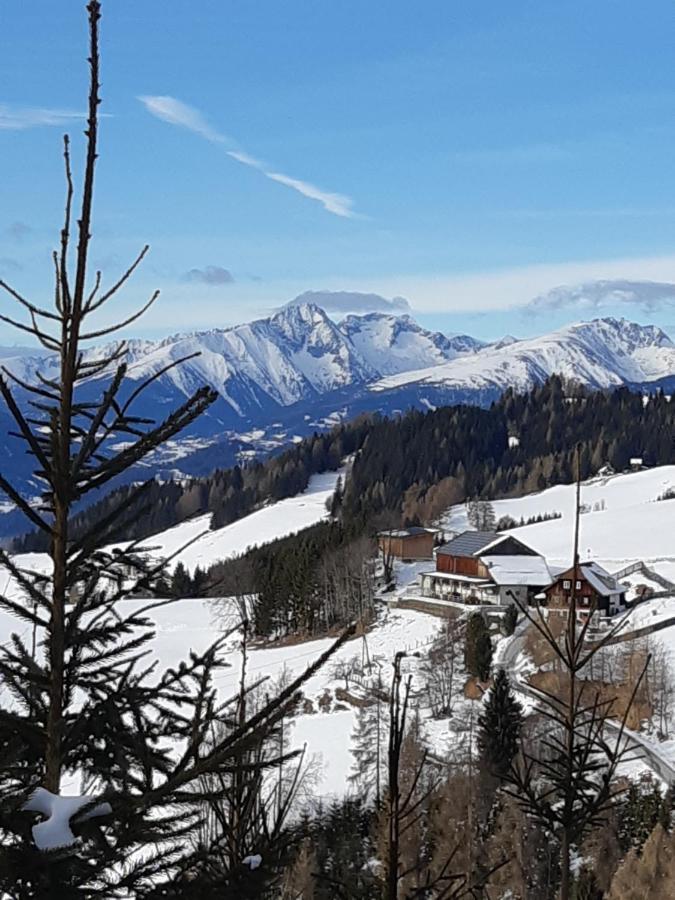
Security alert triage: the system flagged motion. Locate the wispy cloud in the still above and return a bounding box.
[138,95,356,219]
[0,104,85,130]
[137,96,224,143]
[183,265,235,286]
[526,279,675,314]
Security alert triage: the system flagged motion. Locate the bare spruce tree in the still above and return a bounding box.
[0,4,353,896]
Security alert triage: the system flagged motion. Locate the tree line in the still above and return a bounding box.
[14,375,675,556]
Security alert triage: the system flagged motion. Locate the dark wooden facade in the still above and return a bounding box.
[544,565,625,618]
[378,530,435,561]
[436,535,537,576]
[436,554,489,577]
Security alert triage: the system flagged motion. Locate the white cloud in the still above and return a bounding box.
[0,104,85,130]
[323,253,675,313]
[138,94,356,218]
[283,290,411,315]
[527,279,675,314]
[137,95,225,143]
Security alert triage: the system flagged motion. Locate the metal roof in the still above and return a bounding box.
[436,531,501,558]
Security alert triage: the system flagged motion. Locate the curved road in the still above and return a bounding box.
[499,617,675,784]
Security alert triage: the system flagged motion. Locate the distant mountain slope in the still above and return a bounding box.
[371,317,675,396]
[3,302,480,432]
[339,312,482,376]
[0,305,674,520]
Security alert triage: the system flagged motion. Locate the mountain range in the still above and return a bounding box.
[0,302,673,533]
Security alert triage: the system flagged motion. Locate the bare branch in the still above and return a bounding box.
[80,289,160,340]
[85,244,150,313]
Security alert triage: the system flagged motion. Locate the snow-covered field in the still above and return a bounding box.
[116,468,343,575]
[0,468,452,799]
[0,586,445,797]
[442,465,675,581]
[4,465,675,798]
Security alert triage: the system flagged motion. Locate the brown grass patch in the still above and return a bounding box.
[528,670,652,731]
[464,676,488,700]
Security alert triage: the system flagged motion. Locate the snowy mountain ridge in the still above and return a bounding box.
[372,316,675,395]
[0,306,672,512]
[6,307,671,420]
[2,302,481,412]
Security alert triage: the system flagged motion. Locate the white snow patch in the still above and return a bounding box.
[23,788,112,851]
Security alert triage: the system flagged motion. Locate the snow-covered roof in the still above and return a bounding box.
[580,561,624,597]
[482,555,552,587]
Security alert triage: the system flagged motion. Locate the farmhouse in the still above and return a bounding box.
[419,531,551,606]
[544,561,626,622]
[378,527,437,561]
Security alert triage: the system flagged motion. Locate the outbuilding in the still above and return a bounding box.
[377,527,437,561]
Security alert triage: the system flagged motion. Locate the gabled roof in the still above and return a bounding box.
[581,562,624,597]
[436,531,501,558]
[553,561,624,597]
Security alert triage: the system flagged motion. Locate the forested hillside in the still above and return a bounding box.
[13,417,372,552]
[13,376,675,555]
[181,377,675,640]
[342,377,675,527]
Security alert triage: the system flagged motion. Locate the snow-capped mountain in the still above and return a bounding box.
[3,302,480,421]
[5,308,674,446]
[338,312,482,376]
[0,308,673,527]
[371,317,675,396]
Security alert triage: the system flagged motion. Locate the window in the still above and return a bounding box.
[563,580,571,589]
[576,581,582,590]
[582,596,591,606]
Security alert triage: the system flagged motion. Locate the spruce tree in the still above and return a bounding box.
[0,4,352,895]
[502,603,518,637]
[465,612,492,681]
[477,669,523,779]
[474,630,493,682]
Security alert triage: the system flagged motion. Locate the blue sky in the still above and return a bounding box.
[2,0,675,343]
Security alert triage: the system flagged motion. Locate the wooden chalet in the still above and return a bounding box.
[543,561,626,623]
[420,530,552,606]
[378,527,437,561]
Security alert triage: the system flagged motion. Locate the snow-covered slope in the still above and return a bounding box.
[339,313,480,376]
[132,469,342,574]
[442,464,675,581]
[372,317,675,395]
